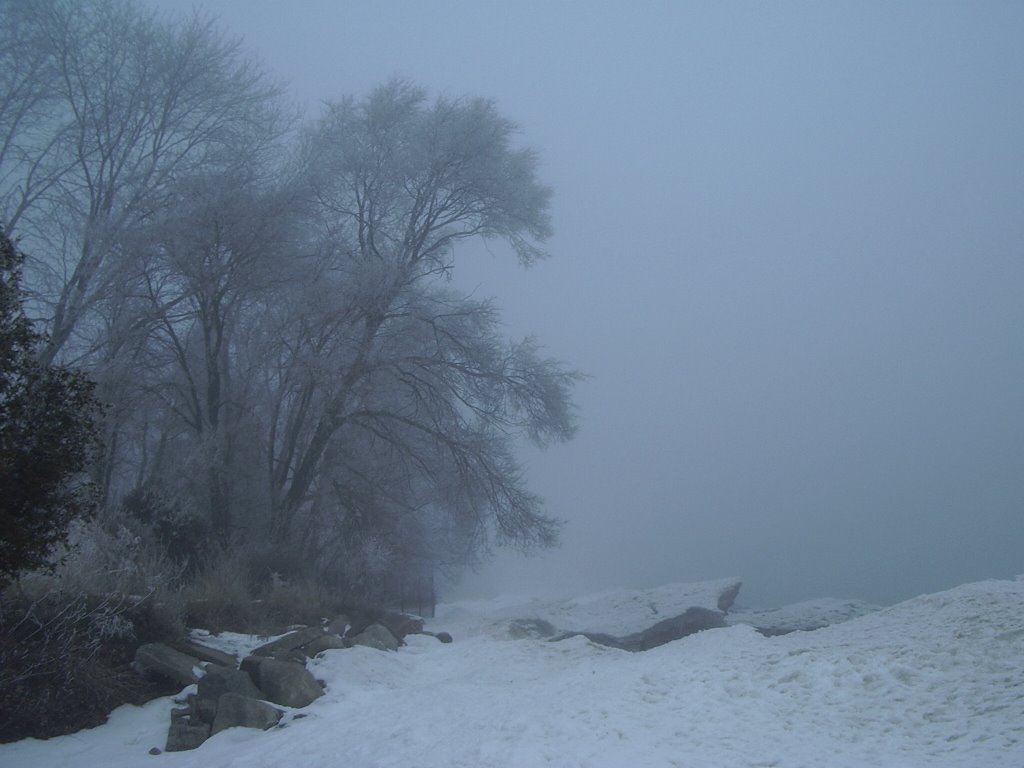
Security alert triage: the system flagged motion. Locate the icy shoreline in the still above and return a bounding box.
[2,577,1022,767]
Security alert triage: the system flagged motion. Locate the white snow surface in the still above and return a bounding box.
[2,577,1023,767]
[728,597,881,634]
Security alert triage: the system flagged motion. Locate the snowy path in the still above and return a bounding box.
[2,578,1022,767]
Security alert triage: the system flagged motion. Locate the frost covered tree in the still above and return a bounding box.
[0,230,101,587]
[262,81,578,576]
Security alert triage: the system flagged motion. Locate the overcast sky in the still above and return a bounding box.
[148,0,1024,607]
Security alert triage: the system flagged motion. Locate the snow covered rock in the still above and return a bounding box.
[302,634,349,657]
[507,618,557,639]
[350,623,402,651]
[345,609,424,642]
[553,606,727,651]
[251,626,326,657]
[240,656,324,708]
[729,597,880,635]
[375,611,425,640]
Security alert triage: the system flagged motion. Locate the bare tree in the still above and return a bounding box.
[126,167,301,542]
[261,81,577,568]
[0,0,282,365]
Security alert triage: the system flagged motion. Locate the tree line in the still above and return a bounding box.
[0,0,578,602]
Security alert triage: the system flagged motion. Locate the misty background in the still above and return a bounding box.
[145,0,1024,608]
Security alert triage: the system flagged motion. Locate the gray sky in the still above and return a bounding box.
[150,0,1024,607]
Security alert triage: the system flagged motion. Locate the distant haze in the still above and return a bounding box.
[147,0,1024,607]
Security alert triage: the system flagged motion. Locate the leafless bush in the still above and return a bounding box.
[0,588,161,742]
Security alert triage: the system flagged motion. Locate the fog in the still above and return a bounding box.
[148,0,1024,607]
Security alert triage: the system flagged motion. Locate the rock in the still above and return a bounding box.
[241,656,323,708]
[165,709,210,752]
[172,638,237,668]
[266,648,309,665]
[717,582,742,613]
[350,623,401,651]
[251,626,325,657]
[149,747,162,755]
[552,607,726,652]
[375,610,424,640]
[507,618,557,639]
[303,634,348,657]
[196,667,263,723]
[435,631,453,644]
[627,607,726,651]
[327,614,351,636]
[133,643,203,687]
[342,608,376,637]
[211,693,282,735]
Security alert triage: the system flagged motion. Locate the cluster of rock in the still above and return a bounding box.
[132,609,449,753]
[501,578,744,652]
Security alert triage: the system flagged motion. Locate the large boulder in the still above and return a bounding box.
[196,667,263,724]
[211,693,282,735]
[350,623,401,652]
[251,626,326,658]
[303,634,348,657]
[133,643,203,687]
[240,656,324,708]
[171,638,237,668]
[375,610,424,640]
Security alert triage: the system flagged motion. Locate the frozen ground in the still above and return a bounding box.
[1,577,1022,767]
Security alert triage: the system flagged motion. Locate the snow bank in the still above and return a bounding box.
[1,578,1021,767]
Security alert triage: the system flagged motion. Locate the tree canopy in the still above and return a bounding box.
[0,1,578,601]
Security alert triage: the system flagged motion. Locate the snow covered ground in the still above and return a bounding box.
[2,577,1022,767]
